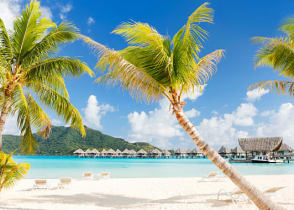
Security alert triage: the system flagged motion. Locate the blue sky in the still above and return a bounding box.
[2,0,294,149]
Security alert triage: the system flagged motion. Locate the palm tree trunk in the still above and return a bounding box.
[0,100,10,151]
[173,104,282,210]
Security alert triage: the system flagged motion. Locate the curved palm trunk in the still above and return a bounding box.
[174,104,282,210]
[0,100,10,151]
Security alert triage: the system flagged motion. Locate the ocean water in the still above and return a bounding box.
[13,156,294,179]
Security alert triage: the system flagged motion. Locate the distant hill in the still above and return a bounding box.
[2,126,159,155]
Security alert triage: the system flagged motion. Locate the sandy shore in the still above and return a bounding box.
[0,175,293,210]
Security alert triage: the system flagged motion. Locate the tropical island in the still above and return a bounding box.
[1,1,294,210]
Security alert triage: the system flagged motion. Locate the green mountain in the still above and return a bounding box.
[2,126,159,155]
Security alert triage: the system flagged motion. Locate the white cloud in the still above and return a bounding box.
[83,95,115,130]
[59,3,72,20]
[185,108,200,118]
[40,6,52,19]
[87,17,95,25]
[233,103,257,126]
[0,0,22,30]
[182,85,206,101]
[246,88,270,102]
[51,119,62,126]
[3,114,19,135]
[128,99,201,148]
[256,103,294,146]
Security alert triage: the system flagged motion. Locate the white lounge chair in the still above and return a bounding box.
[95,171,111,180]
[217,186,286,205]
[83,172,93,179]
[198,172,225,182]
[58,177,72,189]
[33,179,49,190]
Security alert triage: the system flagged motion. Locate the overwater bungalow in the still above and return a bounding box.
[100,149,108,157]
[231,146,245,159]
[175,149,186,158]
[151,149,162,158]
[276,144,294,161]
[218,146,230,158]
[107,149,116,157]
[73,149,85,157]
[191,148,203,158]
[116,149,122,157]
[238,137,284,163]
[186,149,192,158]
[162,149,171,158]
[85,149,93,157]
[91,149,100,158]
[129,149,137,157]
[137,149,147,158]
[122,149,130,158]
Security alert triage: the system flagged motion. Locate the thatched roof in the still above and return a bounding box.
[191,148,202,154]
[137,149,147,154]
[73,149,85,154]
[238,137,283,152]
[218,146,230,154]
[231,146,245,154]
[129,149,137,155]
[85,149,92,153]
[100,149,108,154]
[278,144,293,152]
[116,149,122,153]
[91,149,100,154]
[162,150,171,155]
[122,149,130,154]
[175,149,185,154]
[186,149,192,154]
[152,149,161,154]
[107,149,115,154]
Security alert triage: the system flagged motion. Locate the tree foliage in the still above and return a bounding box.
[0,0,94,153]
[0,152,30,191]
[81,2,223,104]
[250,17,294,96]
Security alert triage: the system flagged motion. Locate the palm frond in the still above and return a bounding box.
[0,152,30,191]
[249,80,294,97]
[279,17,294,40]
[12,0,55,64]
[22,22,79,65]
[172,2,213,83]
[28,82,85,136]
[0,18,13,61]
[24,57,94,78]
[81,35,167,102]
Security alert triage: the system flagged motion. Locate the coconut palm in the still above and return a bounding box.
[0,0,94,153]
[250,17,294,96]
[82,3,281,209]
[0,151,30,191]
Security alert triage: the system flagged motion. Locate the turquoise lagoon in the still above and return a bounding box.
[14,156,294,179]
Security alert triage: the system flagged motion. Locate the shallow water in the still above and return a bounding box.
[13,156,294,179]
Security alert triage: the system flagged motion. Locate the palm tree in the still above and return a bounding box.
[82,3,281,209]
[0,151,30,191]
[250,17,294,96]
[0,0,94,153]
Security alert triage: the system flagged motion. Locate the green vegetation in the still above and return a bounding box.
[0,0,94,154]
[250,18,294,96]
[0,152,30,191]
[2,126,159,155]
[81,2,279,209]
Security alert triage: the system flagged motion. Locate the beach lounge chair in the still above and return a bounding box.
[217,186,286,205]
[198,172,225,182]
[95,171,111,180]
[58,177,72,189]
[83,172,93,179]
[33,179,49,190]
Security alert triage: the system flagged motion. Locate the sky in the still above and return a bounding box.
[1,0,294,150]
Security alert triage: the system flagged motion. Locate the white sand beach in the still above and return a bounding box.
[0,175,294,210]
